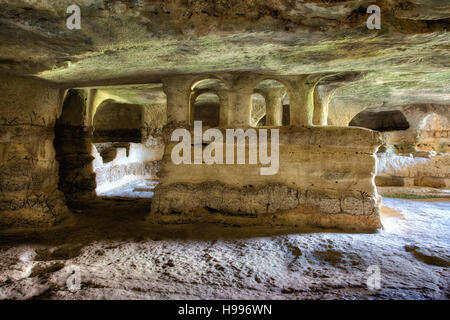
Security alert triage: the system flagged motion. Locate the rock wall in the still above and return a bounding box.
[93,142,163,194]
[327,99,370,126]
[376,152,450,189]
[193,102,221,127]
[54,90,97,207]
[150,126,382,232]
[0,75,69,228]
[94,101,143,142]
[349,110,410,131]
[346,104,450,189]
[355,104,449,153]
[93,100,167,143]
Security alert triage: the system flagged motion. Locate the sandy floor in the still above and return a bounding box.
[0,197,448,300]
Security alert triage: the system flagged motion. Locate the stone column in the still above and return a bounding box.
[155,75,193,208]
[86,88,97,127]
[54,89,97,207]
[313,85,338,126]
[217,89,230,127]
[189,92,196,125]
[227,75,253,127]
[259,87,286,126]
[0,75,69,227]
[162,76,191,127]
[286,75,317,127]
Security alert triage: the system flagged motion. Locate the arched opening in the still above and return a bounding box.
[91,100,164,198]
[251,93,266,127]
[54,82,170,205]
[349,109,410,131]
[192,92,221,127]
[190,77,228,91]
[190,78,228,126]
[251,79,289,127]
[350,108,412,154]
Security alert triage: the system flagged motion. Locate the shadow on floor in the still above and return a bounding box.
[0,197,357,246]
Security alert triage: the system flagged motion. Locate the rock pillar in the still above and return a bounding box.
[54,89,96,207]
[0,75,69,227]
[217,90,230,127]
[313,85,338,126]
[227,75,253,128]
[286,76,317,127]
[258,87,286,126]
[162,77,191,127]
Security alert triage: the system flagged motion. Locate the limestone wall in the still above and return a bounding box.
[354,104,449,153]
[327,99,369,126]
[54,90,97,206]
[0,75,69,228]
[376,153,450,188]
[150,126,382,232]
[94,101,143,142]
[93,142,163,194]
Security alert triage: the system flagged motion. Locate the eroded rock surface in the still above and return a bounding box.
[0,198,448,299]
[0,76,69,228]
[376,153,449,188]
[0,1,449,108]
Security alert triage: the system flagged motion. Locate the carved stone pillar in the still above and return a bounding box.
[286,75,317,127]
[226,75,254,128]
[162,76,191,127]
[217,89,230,127]
[258,87,286,126]
[313,85,338,126]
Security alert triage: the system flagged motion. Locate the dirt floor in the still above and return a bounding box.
[0,197,448,300]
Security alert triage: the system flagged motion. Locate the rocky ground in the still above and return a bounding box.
[0,197,448,300]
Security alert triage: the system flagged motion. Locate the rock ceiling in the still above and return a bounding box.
[0,0,449,106]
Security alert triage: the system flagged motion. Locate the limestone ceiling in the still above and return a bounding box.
[0,0,449,107]
[192,79,228,91]
[255,79,286,90]
[90,84,166,105]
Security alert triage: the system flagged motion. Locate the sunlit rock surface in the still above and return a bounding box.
[376,153,449,189]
